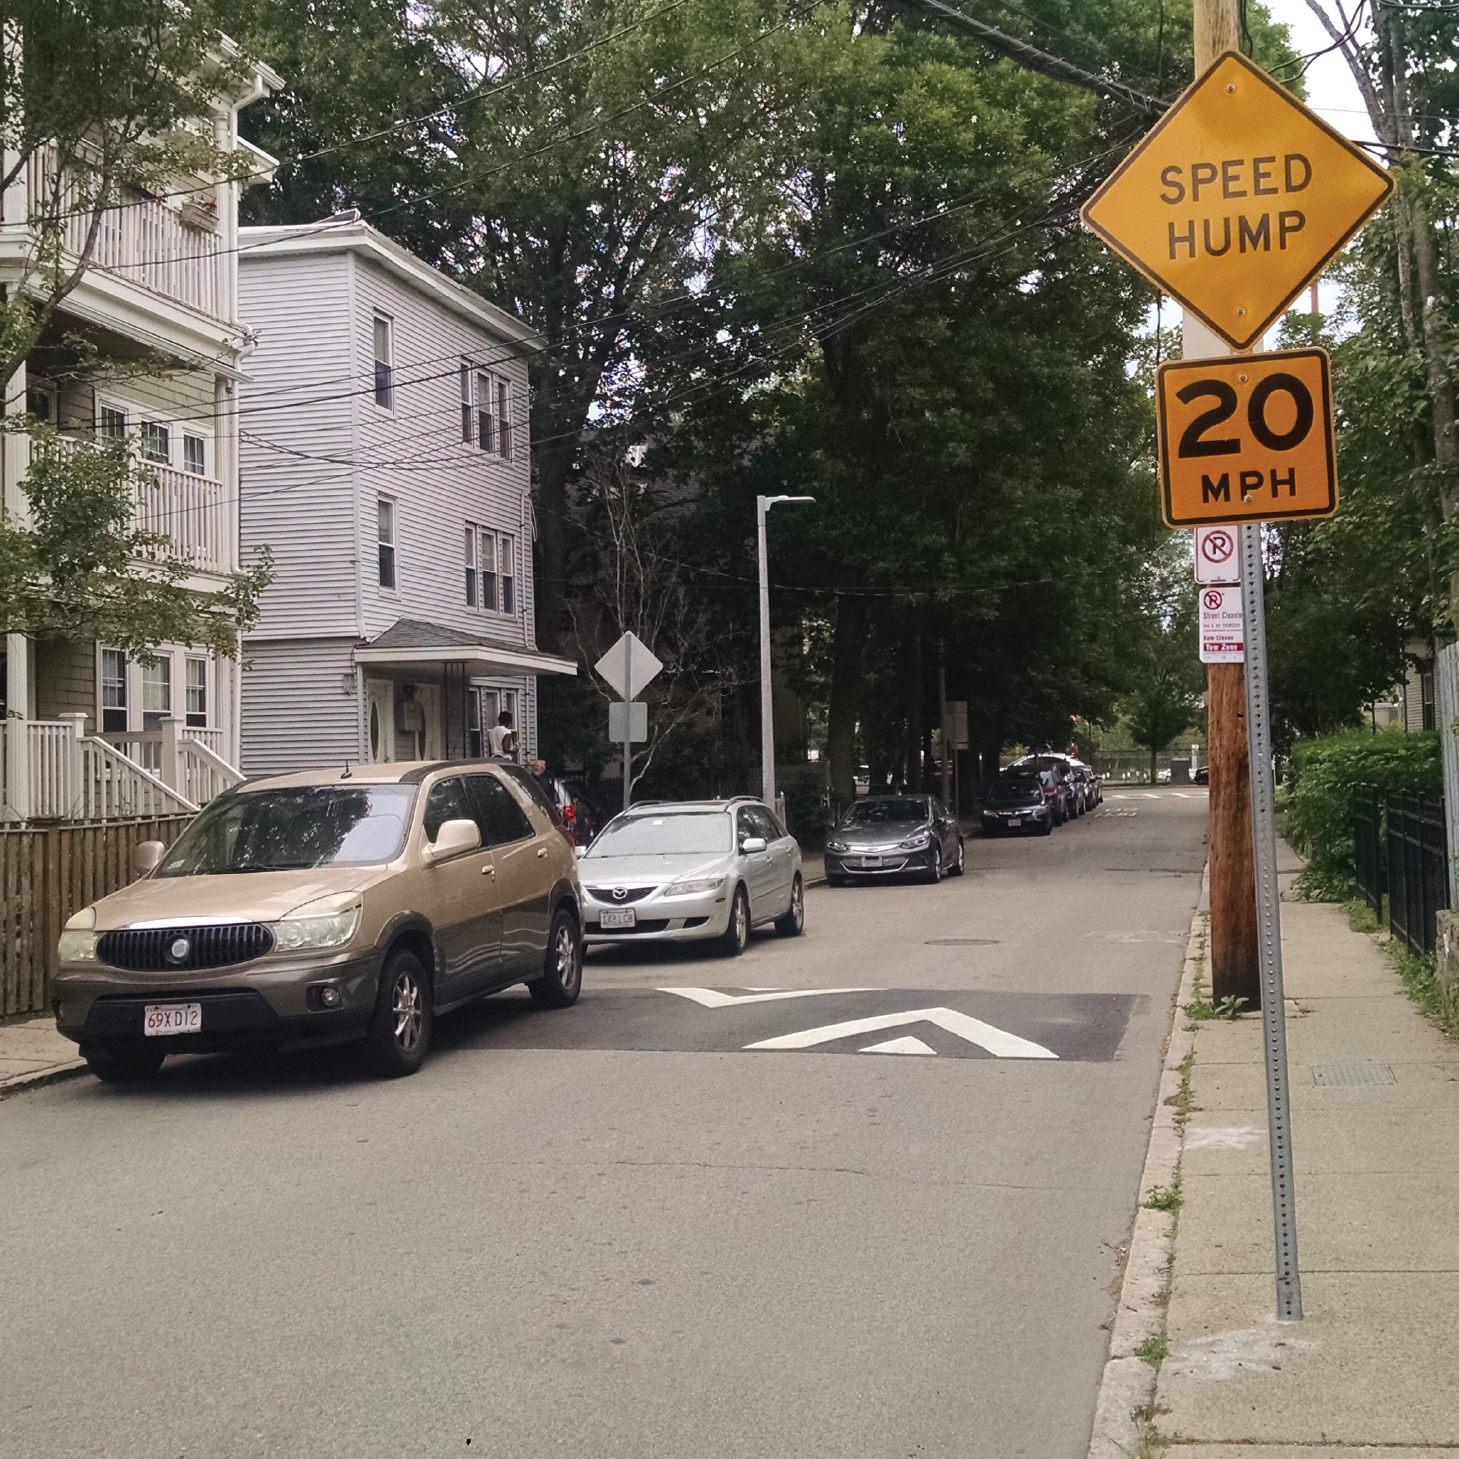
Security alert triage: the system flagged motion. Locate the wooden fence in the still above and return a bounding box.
[1,816,194,1017]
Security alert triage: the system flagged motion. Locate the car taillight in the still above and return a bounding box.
[563,803,576,821]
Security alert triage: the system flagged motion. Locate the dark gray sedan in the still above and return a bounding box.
[824,795,965,885]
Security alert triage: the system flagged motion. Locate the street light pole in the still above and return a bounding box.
[757,494,814,808]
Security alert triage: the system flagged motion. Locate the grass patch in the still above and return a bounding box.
[1342,897,1381,935]
[1120,1402,1172,1458]
[1388,940,1459,1043]
[1133,1333,1170,1367]
[1142,1183,1181,1213]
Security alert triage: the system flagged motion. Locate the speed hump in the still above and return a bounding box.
[1155,348,1335,528]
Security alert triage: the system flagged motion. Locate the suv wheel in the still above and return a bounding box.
[82,1044,165,1083]
[719,885,750,956]
[365,947,432,1078]
[530,906,583,1008]
[775,875,805,937]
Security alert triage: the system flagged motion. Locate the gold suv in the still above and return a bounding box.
[50,762,583,1082]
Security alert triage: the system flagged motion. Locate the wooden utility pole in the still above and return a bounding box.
[1192,0,1261,1008]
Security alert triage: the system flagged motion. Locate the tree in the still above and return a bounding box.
[1121,596,1203,783]
[0,422,270,655]
[0,0,250,392]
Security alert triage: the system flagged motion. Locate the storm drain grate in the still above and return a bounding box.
[924,938,999,946]
[1312,1062,1397,1087]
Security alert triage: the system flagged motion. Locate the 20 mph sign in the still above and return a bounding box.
[1156,348,1336,528]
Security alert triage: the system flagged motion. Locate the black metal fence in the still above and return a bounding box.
[1352,788,1449,958]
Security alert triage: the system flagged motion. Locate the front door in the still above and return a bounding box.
[365,681,395,763]
[421,775,502,996]
[467,772,548,977]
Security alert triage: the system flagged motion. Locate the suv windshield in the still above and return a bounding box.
[587,812,731,857]
[987,779,1043,804]
[156,785,418,876]
[844,799,927,824]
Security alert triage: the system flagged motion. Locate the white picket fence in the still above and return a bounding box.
[0,715,242,823]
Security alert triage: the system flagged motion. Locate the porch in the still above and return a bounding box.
[0,714,241,823]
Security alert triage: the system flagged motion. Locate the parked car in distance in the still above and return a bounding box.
[579,798,803,954]
[1193,765,1209,785]
[50,762,583,1083]
[980,775,1053,836]
[824,794,965,885]
[542,773,608,846]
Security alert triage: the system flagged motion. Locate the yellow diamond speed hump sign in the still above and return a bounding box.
[1081,51,1392,350]
[1156,348,1336,528]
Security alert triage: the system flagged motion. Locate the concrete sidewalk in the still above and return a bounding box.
[1153,889,1459,1450]
[0,1013,85,1095]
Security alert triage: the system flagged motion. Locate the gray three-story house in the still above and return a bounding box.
[237,213,574,774]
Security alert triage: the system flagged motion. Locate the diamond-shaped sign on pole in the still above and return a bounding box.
[595,631,663,702]
[1081,51,1392,350]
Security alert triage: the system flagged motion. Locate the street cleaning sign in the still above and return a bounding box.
[1199,584,1245,663]
[1081,51,1392,350]
[1156,349,1336,527]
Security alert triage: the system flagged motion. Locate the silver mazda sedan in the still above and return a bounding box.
[579,798,804,955]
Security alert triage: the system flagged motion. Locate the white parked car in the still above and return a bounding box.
[579,798,804,954]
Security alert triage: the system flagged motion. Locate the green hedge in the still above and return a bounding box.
[1283,728,1442,900]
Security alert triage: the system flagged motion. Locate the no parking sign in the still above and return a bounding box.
[1194,526,1239,584]
[1199,585,1244,662]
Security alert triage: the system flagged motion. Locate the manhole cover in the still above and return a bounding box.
[1312,1062,1396,1086]
[924,938,999,946]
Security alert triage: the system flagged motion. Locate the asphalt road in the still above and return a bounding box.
[0,789,1207,1459]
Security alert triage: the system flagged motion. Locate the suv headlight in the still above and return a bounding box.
[58,907,98,962]
[274,896,362,952]
[663,875,724,897]
[899,831,932,850]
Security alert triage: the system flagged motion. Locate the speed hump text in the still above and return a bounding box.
[1155,349,1335,528]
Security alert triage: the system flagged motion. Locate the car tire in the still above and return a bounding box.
[925,846,943,884]
[719,885,750,955]
[82,1044,165,1083]
[949,838,965,875]
[530,906,583,1008]
[1038,818,1053,837]
[775,875,805,936]
[364,947,433,1078]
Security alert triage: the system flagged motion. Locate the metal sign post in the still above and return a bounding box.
[1238,521,1303,1321]
[621,635,632,813]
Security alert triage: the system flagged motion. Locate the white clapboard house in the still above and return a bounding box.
[236,213,574,774]
[0,52,281,823]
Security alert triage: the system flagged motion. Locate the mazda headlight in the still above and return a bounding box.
[663,876,724,897]
[899,831,932,850]
[58,907,98,962]
[274,896,362,952]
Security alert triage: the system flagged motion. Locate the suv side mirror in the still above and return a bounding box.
[740,836,767,854]
[131,840,165,876]
[426,818,481,862]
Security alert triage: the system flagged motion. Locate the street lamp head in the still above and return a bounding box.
[758,494,816,512]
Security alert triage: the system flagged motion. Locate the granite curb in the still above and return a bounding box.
[1086,870,1208,1459]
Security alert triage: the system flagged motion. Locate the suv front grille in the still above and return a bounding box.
[585,885,657,905]
[97,924,274,972]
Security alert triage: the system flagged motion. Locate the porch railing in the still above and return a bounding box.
[19,150,230,323]
[136,465,231,574]
[2,715,242,823]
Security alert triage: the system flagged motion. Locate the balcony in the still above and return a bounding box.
[15,152,230,325]
[136,463,231,576]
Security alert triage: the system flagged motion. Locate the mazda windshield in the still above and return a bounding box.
[586,812,731,857]
[156,786,418,876]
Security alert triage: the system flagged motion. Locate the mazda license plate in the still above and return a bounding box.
[144,1002,201,1037]
[600,909,636,929]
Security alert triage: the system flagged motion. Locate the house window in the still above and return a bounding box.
[25,383,55,423]
[1423,671,1436,732]
[468,686,517,759]
[97,405,126,440]
[373,314,394,409]
[140,421,170,464]
[101,650,127,733]
[142,657,171,732]
[183,434,206,476]
[496,378,512,459]
[186,658,207,727]
[465,525,516,614]
[378,498,396,590]
[476,369,495,452]
[460,362,473,443]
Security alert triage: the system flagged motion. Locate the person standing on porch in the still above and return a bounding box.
[487,709,517,760]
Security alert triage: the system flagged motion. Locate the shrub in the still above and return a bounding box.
[1283,727,1441,900]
